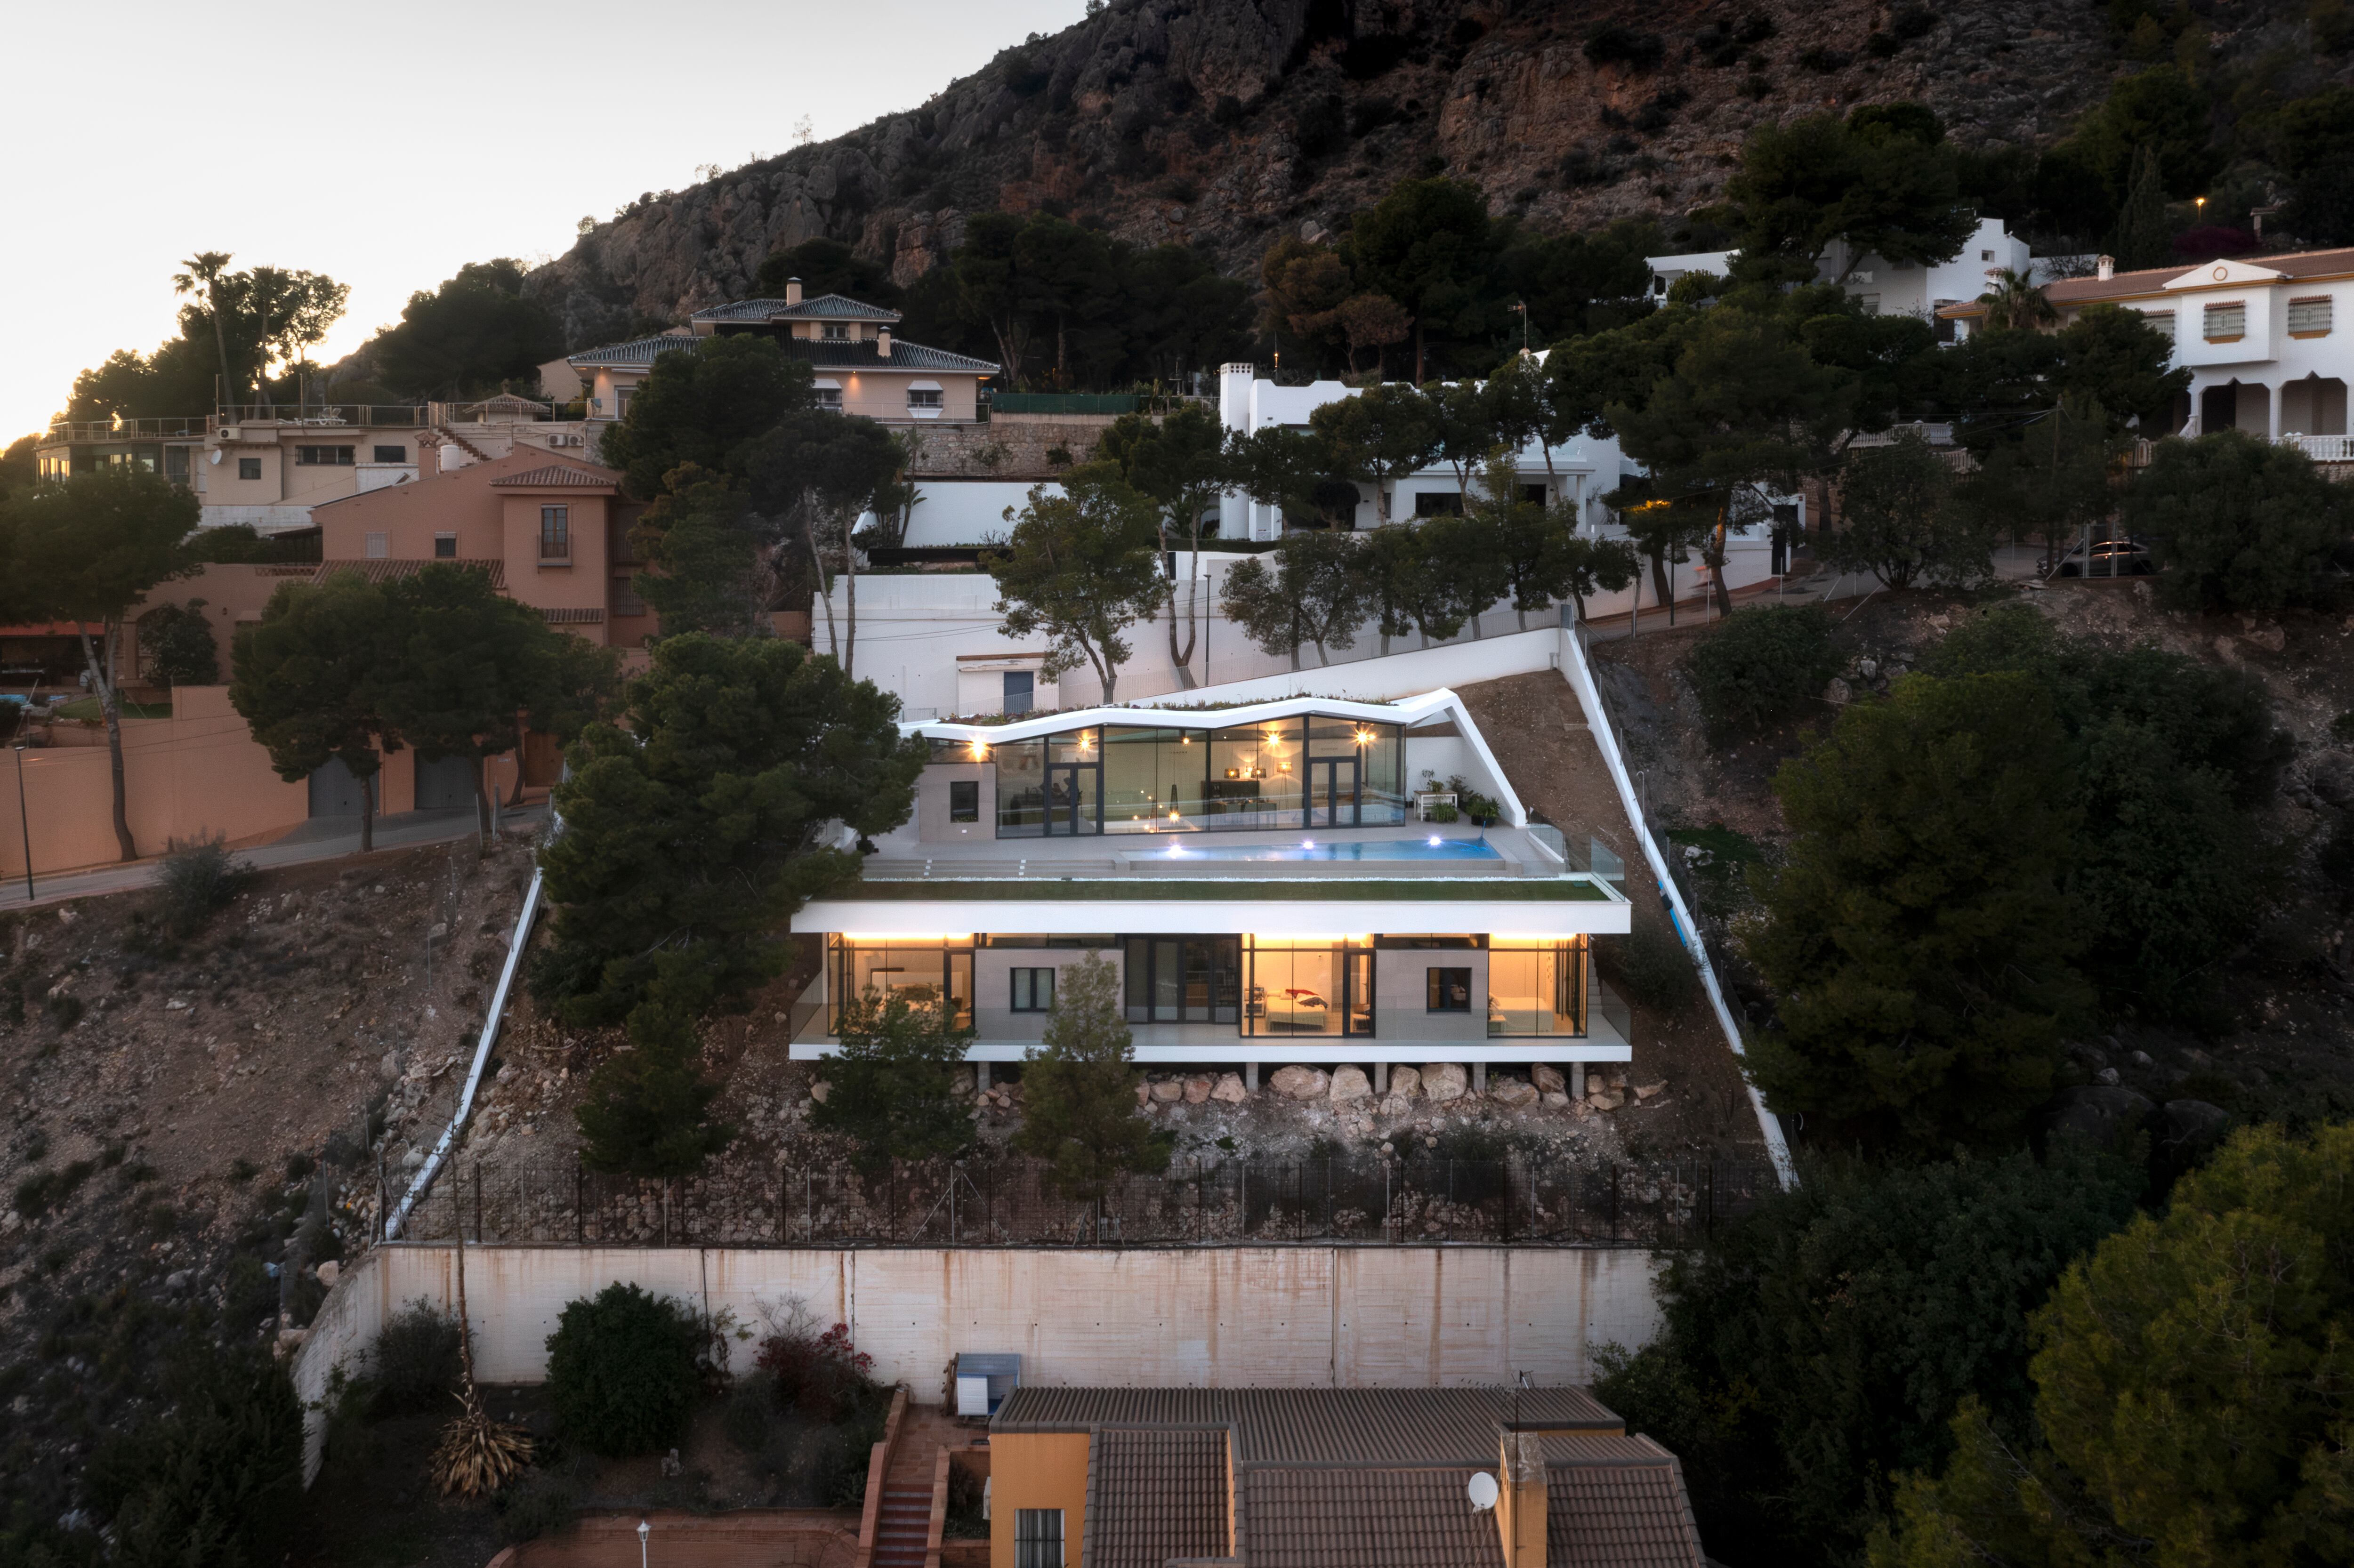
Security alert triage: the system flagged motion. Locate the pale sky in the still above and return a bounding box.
[1,0,1092,442]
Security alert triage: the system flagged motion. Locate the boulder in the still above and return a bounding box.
[1490,1077,1540,1109]
[1587,1089,1626,1111]
[1633,1082,1666,1101]
[1541,1091,1571,1108]
[1210,1072,1248,1104]
[951,1066,977,1095]
[1270,1065,1330,1100]
[1330,1066,1373,1102]
[1379,1094,1415,1118]
[1422,1063,1468,1102]
[400,1147,425,1171]
[1824,677,1853,704]
[164,1269,193,1294]
[2244,623,2287,653]
[1135,1082,1152,1107]
[2310,753,2354,808]
[809,1079,830,1104]
[2048,1085,2155,1145]
[1387,1065,1422,1099]
[1531,1064,1566,1095]
[315,1260,340,1288]
[1149,1078,1185,1103]
[1184,1075,1213,1104]
[2159,1098,2231,1156]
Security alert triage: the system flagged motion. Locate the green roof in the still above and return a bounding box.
[826,877,1614,903]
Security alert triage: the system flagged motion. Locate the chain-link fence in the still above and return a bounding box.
[392,1154,1780,1249]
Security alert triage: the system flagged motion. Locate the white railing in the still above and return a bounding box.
[2279,434,2354,461]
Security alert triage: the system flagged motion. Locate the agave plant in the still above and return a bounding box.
[430,1223,533,1497]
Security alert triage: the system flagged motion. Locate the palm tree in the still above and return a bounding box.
[1978,268,2058,333]
[173,251,239,408]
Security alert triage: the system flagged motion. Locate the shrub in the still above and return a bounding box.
[137,601,220,688]
[1682,604,1841,733]
[544,1284,705,1455]
[755,1319,884,1426]
[1602,923,1700,1013]
[83,1339,305,1568]
[2128,428,2353,615]
[152,836,253,940]
[494,1462,586,1544]
[370,1300,463,1417]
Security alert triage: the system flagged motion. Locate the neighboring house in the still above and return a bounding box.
[36,396,595,536]
[566,276,1000,427]
[310,448,655,651]
[1645,218,2034,336]
[789,688,1635,1082]
[985,1384,1709,1568]
[1941,248,2354,448]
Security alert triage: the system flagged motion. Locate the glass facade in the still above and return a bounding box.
[1486,938,1588,1037]
[1243,937,1375,1037]
[830,937,974,1031]
[1123,936,1242,1023]
[965,716,1406,836]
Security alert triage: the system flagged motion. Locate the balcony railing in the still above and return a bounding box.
[42,417,209,443]
[2279,434,2354,461]
[215,403,434,428]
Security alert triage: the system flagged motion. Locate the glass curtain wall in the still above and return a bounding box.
[1486,938,1588,1036]
[830,937,975,1031]
[1122,936,1242,1022]
[1242,938,1375,1036]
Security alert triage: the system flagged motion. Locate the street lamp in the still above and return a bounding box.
[637,1518,650,1568]
[11,742,31,902]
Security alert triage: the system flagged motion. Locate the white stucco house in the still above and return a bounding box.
[1645,218,2035,338]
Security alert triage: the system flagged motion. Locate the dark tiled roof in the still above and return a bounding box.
[313,559,508,589]
[2040,247,2354,306]
[565,332,699,367]
[728,335,998,374]
[1547,1443,1709,1568]
[489,463,616,490]
[693,294,903,323]
[1084,1427,1228,1568]
[1241,1467,1499,1568]
[993,1387,1619,1464]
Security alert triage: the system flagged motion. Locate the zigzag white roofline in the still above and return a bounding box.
[904,687,1529,828]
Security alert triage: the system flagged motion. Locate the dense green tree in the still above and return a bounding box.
[2128,428,2353,614]
[574,1001,735,1176]
[83,1339,304,1568]
[1220,528,1370,667]
[532,633,923,1028]
[1349,177,1500,379]
[744,410,903,674]
[1599,1149,2144,1568]
[2069,64,2218,202]
[1470,456,1585,629]
[629,465,770,639]
[371,259,564,398]
[9,467,199,859]
[754,236,902,307]
[1113,242,1252,383]
[811,989,977,1168]
[1097,403,1227,683]
[1010,953,1171,1214]
[2108,143,2173,268]
[0,432,37,494]
[1681,603,1842,734]
[1725,107,1976,286]
[376,563,617,836]
[1825,430,1994,590]
[231,573,402,853]
[1309,381,1442,526]
[1221,424,1334,524]
[1494,217,1662,342]
[1356,521,1431,655]
[1744,674,2090,1149]
[596,334,815,501]
[1959,396,2123,572]
[1877,1122,2354,1568]
[2271,85,2354,245]
[949,210,1042,383]
[1553,531,1641,625]
[986,466,1164,702]
[1014,216,1121,385]
[543,1284,706,1455]
[135,600,220,689]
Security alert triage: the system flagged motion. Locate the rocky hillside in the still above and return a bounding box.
[525,0,2135,348]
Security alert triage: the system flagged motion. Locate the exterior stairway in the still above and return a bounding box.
[871,1482,935,1568]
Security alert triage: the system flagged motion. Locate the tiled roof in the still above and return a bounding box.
[313,559,508,589]
[488,463,616,490]
[1241,1467,1499,1568]
[751,336,999,374]
[537,606,606,624]
[2039,247,2354,306]
[993,1387,1619,1464]
[565,332,699,367]
[1084,1427,1227,1568]
[693,294,902,323]
[1547,1441,1709,1568]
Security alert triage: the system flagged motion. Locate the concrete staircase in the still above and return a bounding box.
[872,1482,935,1568]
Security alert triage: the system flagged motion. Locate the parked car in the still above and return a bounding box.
[2053,536,2153,577]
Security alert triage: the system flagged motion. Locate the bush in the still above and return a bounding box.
[494,1462,586,1545]
[83,1339,305,1568]
[1682,605,1841,734]
[370,1300,462,1417]
[1602,923,1700,1013]
[544,1284,705,1455]
[2129,428,2353,615]
[137,601,220,688]
[152,836,253,940]
[755,1319,885,1426]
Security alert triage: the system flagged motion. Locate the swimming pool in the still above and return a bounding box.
[1152,836,1502,862]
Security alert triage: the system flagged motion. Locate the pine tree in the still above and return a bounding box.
[574,1003,735,1177]
[2109,144,2171,269]
[1010,954,1170,1217]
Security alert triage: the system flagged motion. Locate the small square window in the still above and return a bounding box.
[1010,967,1056,1012]
[237,457,262,481]
[1003,671,1034,714]
[822,322,849,341]
[949,780,980,822]
[373,445,406,464]
[434,533,457,559]
[365,532,389,560]
[907,387,944,410]
[2204,302,2247,342]
[816,386,843,410]
[1016,1510,1065,1568]
[2289,296,2334,336]
[1427,967,1472,1012]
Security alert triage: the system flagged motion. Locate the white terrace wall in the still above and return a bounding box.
[293,1244,1665,1476]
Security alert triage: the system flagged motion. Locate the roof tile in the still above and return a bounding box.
[1085,1428,1228,1568]
[693,294,903,323]
[312,559,508,590]
[1547,1454,1709,1568]
[993,1387,1619,1464]
[1242,1467,1498,1568]
[488,463,616,490]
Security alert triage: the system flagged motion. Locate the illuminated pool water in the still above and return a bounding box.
[1155,836,1502,862]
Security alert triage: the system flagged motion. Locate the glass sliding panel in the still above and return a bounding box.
[1307,717,1402,826]
[995,739,1046,836]
[834,939,976,1031]
[1346,948,1375,1034]
[1209,721,1303,828]
[1102,726,1200,834]
[1152,939,1182,1021]
[1486,939,1587,1036]
[1246,941,1343,1036]
[1125,937,1152,1024]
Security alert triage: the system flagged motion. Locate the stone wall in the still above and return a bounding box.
[903,419,1111,482]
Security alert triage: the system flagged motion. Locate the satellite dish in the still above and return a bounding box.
[1467,1472,1499,1512]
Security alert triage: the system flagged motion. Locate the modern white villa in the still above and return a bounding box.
[788,689,1633,1085]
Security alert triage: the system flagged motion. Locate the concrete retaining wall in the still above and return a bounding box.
[294,1244,1665,1478]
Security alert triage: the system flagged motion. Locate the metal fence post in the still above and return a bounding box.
[574,1161,583,1245]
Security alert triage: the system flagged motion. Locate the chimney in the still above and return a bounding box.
[2096,255,2116,281]
[785,276,804,306]
[877,326,892,359]
[1495,1432,1548,1568]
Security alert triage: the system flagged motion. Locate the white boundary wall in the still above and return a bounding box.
[293,1244,1665,1476]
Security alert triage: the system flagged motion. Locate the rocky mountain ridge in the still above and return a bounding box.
[523,0,2130,351]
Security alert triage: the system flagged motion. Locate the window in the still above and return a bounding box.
[1856,293,1881,315]
[540,506,571,560]
[949,780,980,822]
[433,533,457,559]
[907,387,945,410]
[615,386,636,418]
[372,444,406,463]
[1980,249,1994,261]
[830,937,975,1031]
[1520,484,1548,507]
[1126,936,1242,1024]
[2289,296,2334,337]
[1003,670,1034,713]
[237,457,262,481]
[2204,302,2247,342]
[815,381,843,410]
[2140,309,2176,342]
[1015,1510,1064,1568]
[1010,967,1056,1012]
[1487,939,1588,1037]
[295,445,354,466]
[1427,967,1473,1011]
[1411,491,1464,517]
[613,577,647,617]
[365,532,389,559]
[1244,937,1374,1036]
[821,322,850,340]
